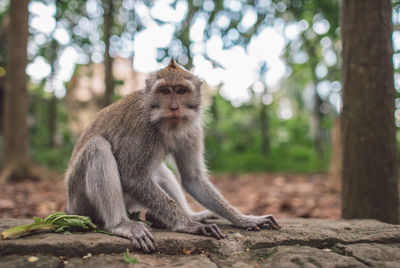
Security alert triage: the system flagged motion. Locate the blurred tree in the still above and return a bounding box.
[102,0,114,107]
[0,0,61,180]
[0,0,30,181]
[32,1,65,148]
[48,94,57,147]
[164,0,340,163]
[278,0,340,157]
[58,0,148,107]
[258,62,270,155]
[341,0,399,224]
[0,5,9,133]
[328,118,341,192]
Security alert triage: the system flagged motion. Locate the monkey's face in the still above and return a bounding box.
[145,58,203,130]
[147,79,202,129]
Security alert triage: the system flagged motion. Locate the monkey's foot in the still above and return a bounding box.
[189,210,219,222]
[175,222,225,240]
[235,214,281,231]
[111,220,155,253]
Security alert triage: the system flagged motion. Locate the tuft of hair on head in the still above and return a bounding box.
[167,57,178,69]
[162,57,190,74]
[145,57,203,92]
[155,57,192,80]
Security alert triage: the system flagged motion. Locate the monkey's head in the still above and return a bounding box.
[144,58,203,129]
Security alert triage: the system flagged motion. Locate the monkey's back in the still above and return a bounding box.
[69,91,158,166]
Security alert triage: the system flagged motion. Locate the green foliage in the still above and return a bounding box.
[1,0,345,175]
[123,249,140,264]
[42,212,97,232]
[0,212,97,239]
[205,93,331,173]
[28,84,75,172]
[209,147,329,173]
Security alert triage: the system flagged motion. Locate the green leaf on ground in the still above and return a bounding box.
[0,212,97,239]
[94,229,114,236]
[123,249,140,264]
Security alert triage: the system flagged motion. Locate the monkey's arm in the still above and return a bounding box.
[173,144,281,231]
[154,163,218,222]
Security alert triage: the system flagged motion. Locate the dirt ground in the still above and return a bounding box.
[0,173,341,220]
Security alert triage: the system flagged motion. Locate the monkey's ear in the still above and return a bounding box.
[193,77,203,89]
[167,57,178,69]
[145,76,155,91]
[145,79,151,90]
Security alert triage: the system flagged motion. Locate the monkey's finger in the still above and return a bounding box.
[263,218,280,230]
[264,215,281,228]
[143,223,152,231]
[210,224,224,239]
[248,224,260,231]
[199,226,212,237]
[207,225,221,239]
[138,237,150,253]
[259,222,273,230]
[144,228,155,242]
[143,235,155,252]
[131,238,141,249]
[213,225,226,238]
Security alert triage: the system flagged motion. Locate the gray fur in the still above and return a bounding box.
[64,59,280,252]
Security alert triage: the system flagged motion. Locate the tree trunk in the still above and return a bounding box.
[312,90,324,157]
[328,118,341,192]
[306,42,324,158]
[2,0,30,170]
[0,13,9,137]
[48,95,57,148]
[0,78,5,135]
[260,89,270,155]
[341,0,399,224]
[102,0,114,107]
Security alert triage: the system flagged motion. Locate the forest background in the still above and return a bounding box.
[0,0,399,223]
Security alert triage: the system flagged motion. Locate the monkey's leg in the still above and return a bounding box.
[152,163,217,222]
[65,136,154,252]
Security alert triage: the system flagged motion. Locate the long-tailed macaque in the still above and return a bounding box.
[64,58,280,252]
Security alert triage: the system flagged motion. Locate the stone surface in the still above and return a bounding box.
[0,254,218,268]
[211,246,368,268]
[0,255,62,268]
[1,218,400,267]
[66,254,218,268]
[334,243,400,268]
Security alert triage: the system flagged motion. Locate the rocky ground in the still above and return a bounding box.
[1,218,400,267]
[2,173,391,267]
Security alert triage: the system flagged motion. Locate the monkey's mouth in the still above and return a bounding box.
[166,115,182,120]
[164,116,185,124]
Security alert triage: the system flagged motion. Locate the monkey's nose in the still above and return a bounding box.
[170,105,179,111]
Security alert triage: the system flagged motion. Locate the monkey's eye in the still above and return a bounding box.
[176,87,189,95]
[159,87,171,95]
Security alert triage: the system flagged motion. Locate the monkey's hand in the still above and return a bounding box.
[234,215,281,231]
[111,220,155,253]
[174,221,225,239]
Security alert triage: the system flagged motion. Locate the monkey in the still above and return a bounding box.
[64,58,280,253]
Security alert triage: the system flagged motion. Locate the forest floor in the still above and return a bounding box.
[0,173,340,220]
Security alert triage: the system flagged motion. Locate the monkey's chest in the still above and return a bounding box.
[112,136,166,180]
